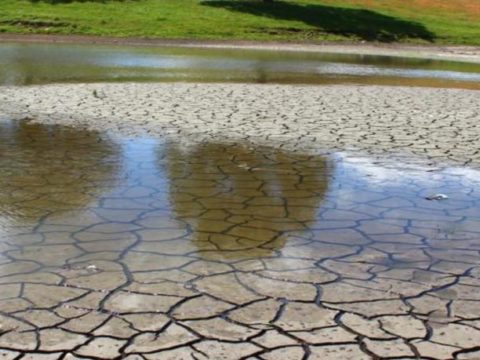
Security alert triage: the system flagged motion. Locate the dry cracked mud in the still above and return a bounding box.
[1,83,480,169]
[0,119,479,359]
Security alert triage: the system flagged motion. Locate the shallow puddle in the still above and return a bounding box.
[2,42,480,89]
[0,120,480,359]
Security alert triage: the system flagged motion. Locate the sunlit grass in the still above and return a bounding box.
[0,0,479,45]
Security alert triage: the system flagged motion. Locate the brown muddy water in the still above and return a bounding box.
[0,119,479,359]
[2,42,480,89]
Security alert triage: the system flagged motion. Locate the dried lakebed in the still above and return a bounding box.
[0,118,479,360]
[1,83,480,169]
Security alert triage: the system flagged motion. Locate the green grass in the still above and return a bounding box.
[0,0,479,45]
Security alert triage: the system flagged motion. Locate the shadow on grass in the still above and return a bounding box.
[202,0,435,42]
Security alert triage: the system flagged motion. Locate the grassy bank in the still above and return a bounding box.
[1,0,479,45]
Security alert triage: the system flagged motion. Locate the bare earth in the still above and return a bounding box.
[1,83,479,168]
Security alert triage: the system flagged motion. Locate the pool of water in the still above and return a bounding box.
[0,119,479,358]
[2,42,480,89]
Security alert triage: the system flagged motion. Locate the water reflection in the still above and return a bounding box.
[1,119,479,260]
[165,143,331,259]
[1,42,480,88]
[0,121,479,357]
[0,120,119,227]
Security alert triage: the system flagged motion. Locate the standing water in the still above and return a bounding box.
[0,120,479,358]
[1,42,480,89]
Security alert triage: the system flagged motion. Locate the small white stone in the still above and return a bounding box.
[425,194,448,201]
[86,265,99,273]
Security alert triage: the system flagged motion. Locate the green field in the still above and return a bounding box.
[1,0,479,45]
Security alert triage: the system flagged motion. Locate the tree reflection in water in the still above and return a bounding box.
[0,120,119,227]
[165,142,331,260]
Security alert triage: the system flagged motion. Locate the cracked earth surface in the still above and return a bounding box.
[1,84,480,169]
[0,120,479,359]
